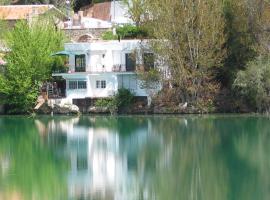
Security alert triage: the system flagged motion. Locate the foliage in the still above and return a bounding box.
[124,0,270,112]
[0,19,65,113]
[138,68,160,90]
[115,88,135,108]
[95,88,134,114]
[102,25,149,40]
[0,20,8,39]
[116,24,148,39]
[101,30,118,40]
[137,68,160,106]
[95,98,118,114]
[0,0,10,4]
[121,0,146,26]
[219,0,269,86]
[140,0,225,104]
[233,56,270,112]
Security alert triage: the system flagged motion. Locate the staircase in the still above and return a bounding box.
[34,95,45,110]
[47,84,54,98]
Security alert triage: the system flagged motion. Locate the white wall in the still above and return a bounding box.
[89,73,118,97]
[65,40,146,73]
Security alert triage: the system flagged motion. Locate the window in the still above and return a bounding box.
[69,81,77,90]
[96,80,100,88]
[101,80,106,88]
[143,53,154,71]
[69,80,87,89]
[96,80,106,89]
[78,81,87,89]
[75,54,86,72]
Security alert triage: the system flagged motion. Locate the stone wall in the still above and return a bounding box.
[64,28,109,42]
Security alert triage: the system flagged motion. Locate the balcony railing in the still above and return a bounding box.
[52,65,139,74]
[52,68,69,74]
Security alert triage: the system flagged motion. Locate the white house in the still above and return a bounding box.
[52,40,159,105]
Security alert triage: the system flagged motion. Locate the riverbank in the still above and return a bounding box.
[0,97,253,115]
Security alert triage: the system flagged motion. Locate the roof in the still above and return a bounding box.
[0,4,66,20]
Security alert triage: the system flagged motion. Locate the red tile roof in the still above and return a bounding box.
[0,4,62,20]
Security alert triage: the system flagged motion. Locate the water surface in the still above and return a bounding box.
[0,115,269,200]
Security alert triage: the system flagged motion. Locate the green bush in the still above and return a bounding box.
[101,25,149,40]
[95,88,134,114]
[233,56,270,112]
[95,98,118,114]
[115,88,135,108]
[116,24,148,39]
[101,30,118,40]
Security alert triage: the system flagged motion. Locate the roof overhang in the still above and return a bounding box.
[51,50,84,56]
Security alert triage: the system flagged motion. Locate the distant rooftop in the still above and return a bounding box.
[0,4,66,20]
[80,1,133,24]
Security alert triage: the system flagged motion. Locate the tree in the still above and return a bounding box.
[0,19,65,113]
[122,0,146,26]
[220,0,270,86]
[142,0,225,104]
[138,68,160,106]
[233,56,270,112]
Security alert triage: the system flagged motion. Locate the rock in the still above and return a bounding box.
[36,102,52,114]
[53,103,80,115]
[35,102,80,115]
[88,106,109,113]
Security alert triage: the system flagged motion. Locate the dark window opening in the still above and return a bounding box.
[69,80,87,89]
[75,54,86,72]
[69,81,77,89]
[125,53,136,72]
[101,80,106,88]
[78,81,87,89]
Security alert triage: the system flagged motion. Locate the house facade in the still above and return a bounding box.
[52,40,158,105]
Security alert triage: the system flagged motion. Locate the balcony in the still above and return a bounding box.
[52,64,138,74]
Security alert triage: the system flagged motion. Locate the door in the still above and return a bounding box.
[125,53,136,72]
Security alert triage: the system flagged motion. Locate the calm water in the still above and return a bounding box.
[0,115,269,200]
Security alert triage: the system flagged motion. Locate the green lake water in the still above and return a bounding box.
[0,115,269,200]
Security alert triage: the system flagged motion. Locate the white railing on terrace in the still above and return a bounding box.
[54,65,137,73]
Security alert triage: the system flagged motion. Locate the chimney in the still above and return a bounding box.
[72,13,80,26]
[78,11,84,18]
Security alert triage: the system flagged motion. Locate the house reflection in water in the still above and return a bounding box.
[37,116,159,200]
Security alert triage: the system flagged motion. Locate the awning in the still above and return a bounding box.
[51,50,84,56]
[51,50,86,56]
